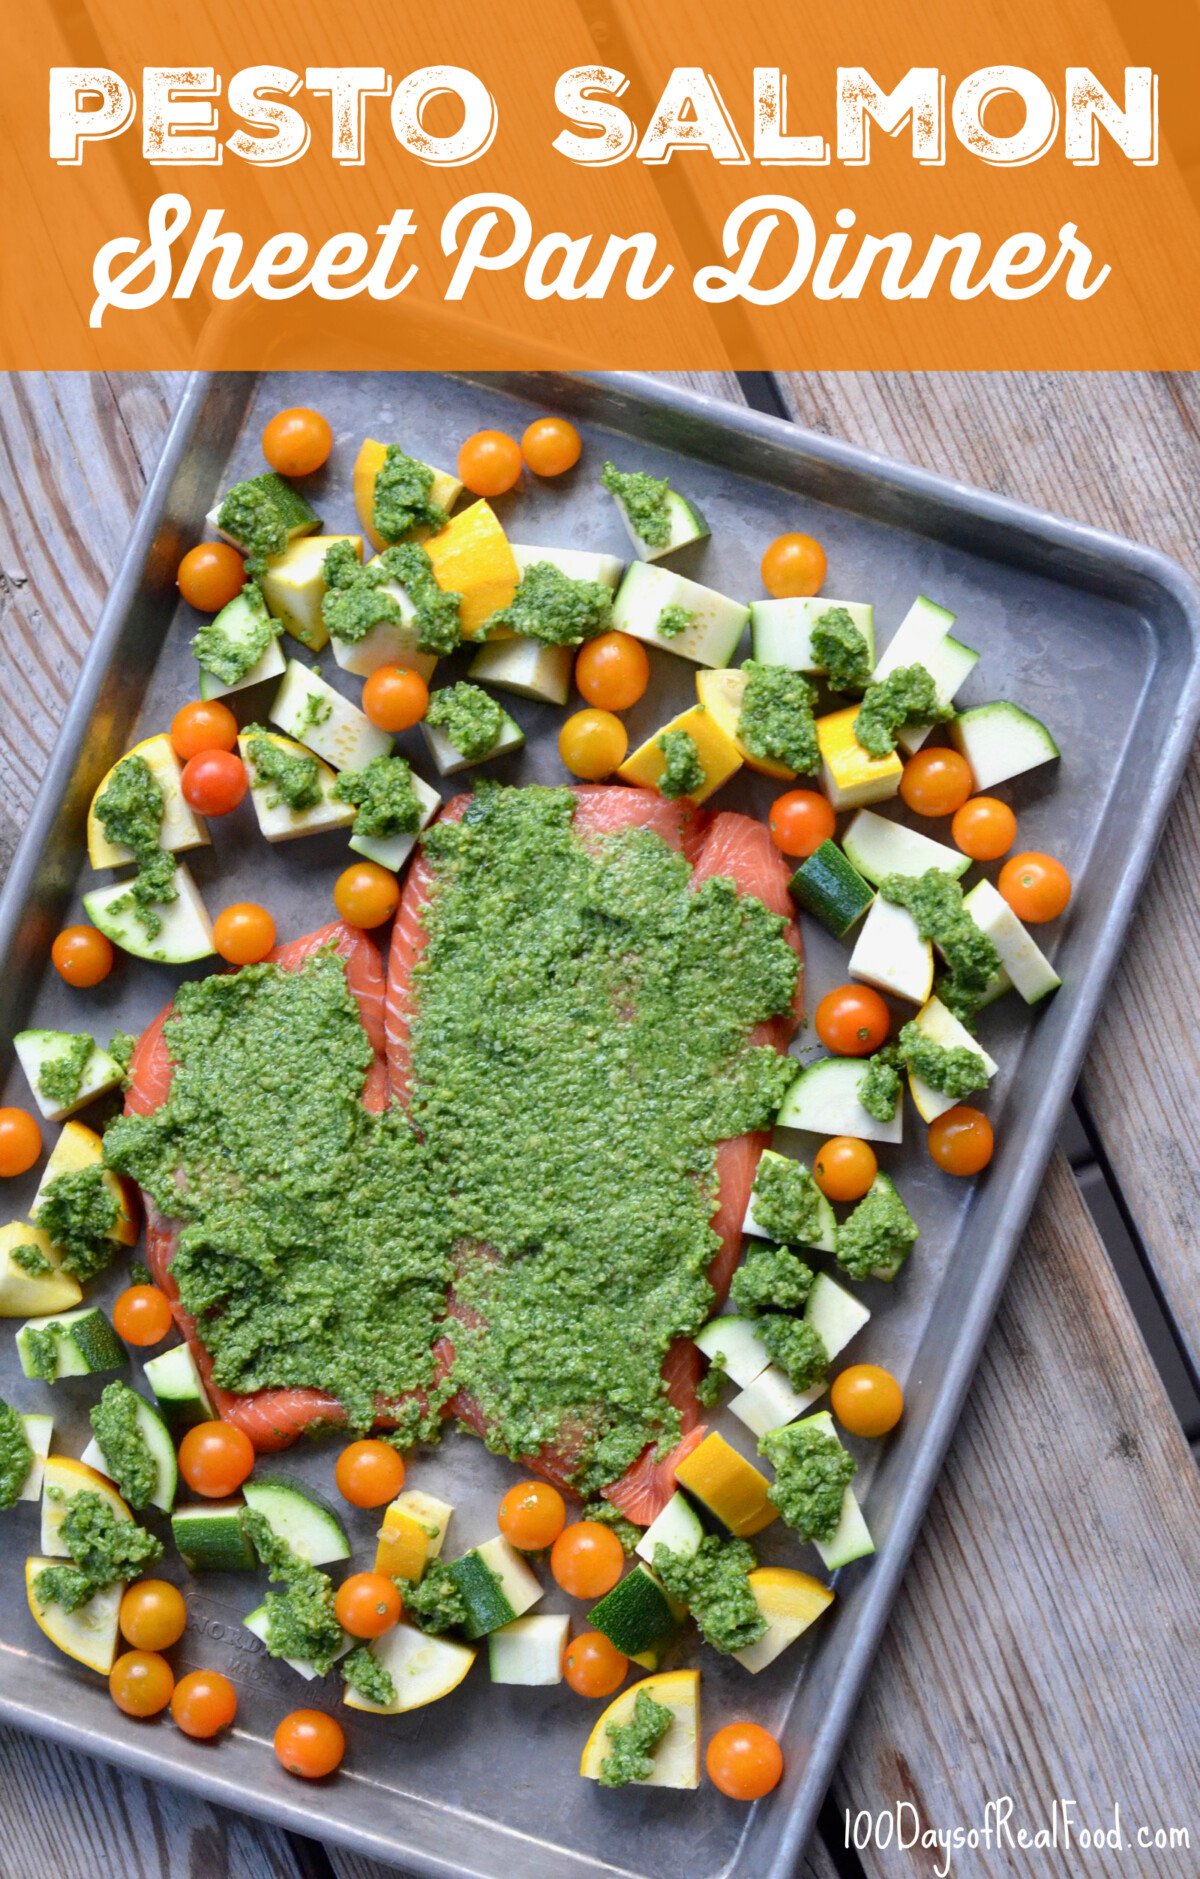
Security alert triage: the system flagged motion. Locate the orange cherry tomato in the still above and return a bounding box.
[899,747,973,818]
[498,1480,567,1552]
[558,709,628,781]
[997,852,1071,923]
[180,749,248,817]
[574,633,650,712]
[177,543,246,613]
[706,1721,784,1800]
[51,925,114,989]
[927,1104,994,1176]
[178,1422,255,1499]
[110,1649,175,1718]
[832,1363,904,1437]
[361,665,429,733]
[275,1708,345,1780]
[457,430,522,498]
[814,984,891,1057]
[0,1108,41,1178]
[549,1522,625,1600]
[213,903,277,967]
[951,795,1017,862]
[334,1572,402,1640]
[813,1136,878,1204]
[335,1439,405,1509]
[761,533,826,600]
[521,417,583,478]
[333,862,401,930]
[120,1579,187,1651]
[261,407,332,478]
[768,789,836,859]
[112,1285,173,1347]
[171,1669,237,1738]
[563,1630,628,1698]
[171,699,239,762]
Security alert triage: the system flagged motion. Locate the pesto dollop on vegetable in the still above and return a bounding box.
[656,604,694,639]
[243,1508,345,1672]
[811,606,872,693]
[244,727,323,812]
[426,683,505,761]
[579,1501,642,1553]
[729,1244,815,1315]
[333,755,424,840]
[192,584,277,684]
[598,1688,673,1786]
[108,1032,137,1082]
[854,664,951,757]
[90,1381,157,1510]
[757,1314,829,1389]
[33,1490,163,1610]
[397,1558,468,1635]
[880,870,1001,1021]
[216,472,314,577]
[322,539,461,657]
[836,1180,918,1282]
[737,663,819,776]
[601,463,672,547]
[22,1323,64,1382]
[342,1644,396,1706]
[858,1046,902,1123]
[656,728,704,800]
[373,447,448,544]
[654,1534,765,1654]
[748,1157,824,1247]
[296,688,332,733]
[95,753,178,940]
[37,1034,93,1112]
[761,1421,855,1541]
[490,561,613,646]
[11,1241,52,1277]
[897,1020,988,1098]
[0,1400,32,1509]
[33,1165,119,1282]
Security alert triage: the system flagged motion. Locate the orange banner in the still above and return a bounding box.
[3,0,1198,369]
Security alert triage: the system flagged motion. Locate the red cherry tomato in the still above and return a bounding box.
[521,418,582,477]
[761,533,825,599]
[177,543,246,613]
[706,1722,784,1799]
[361,666,429,733]
[171,1669,237,1738]
[51,926,114,988]
[213,903,276,966]
[457,431,522,498]
[0,1108,42,1177]
[767,790,836,859]
[274,1708,345,1779]
[899,747,973,818]
[171,700,238,761]
[997,852,1072,923]
[814,984,891,1057]
[178,1422,255,1498]
[335,1439,405,1509]
[262,407,332,478]
[180,750,248,817]
[112,1285,173,1347]
[927,1105,994,1176]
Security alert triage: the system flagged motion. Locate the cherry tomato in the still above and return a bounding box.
[457,430,522,498]
[574,633,650,711]
[928,1105,994,1177]
[51,925,114,989]
[213,903,277,967]
[171,1669,237,1738]
[813,1136,878,1204]
[997,852,1071,923]
[951,795,1017,862]
[171,699,239,762]
[334,1572,402,1640]
[362,665,429,733]
[181,749,248,818]
[333,862,400,930]
[521,417,582,478]
[761,533,826,600]
[563,1630,627,1698]
[113,1285,173,1347]
[706,1722,784,1800]
[899,747,973,818]
[178,1422,255,1498]
[550,1522,625,1599]
[832,1363,904,1437]
[177,543,246,613]
[110,1649,175,1719]
[275,1708,345,1779]
[498,1480,567,1552]
[335,1439,405,1509]
[558,709,628,781]
[767,789,836,859]
[120,1579,187,1651]
[0,1108,41,1178]
[261,407,332,478]
[814,984,890,1057]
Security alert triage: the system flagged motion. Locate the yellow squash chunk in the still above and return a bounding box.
[259,533,363,653]
[34,1122,138,1249]
[0,1223,82,1318]
[695,669,795,780]
[26,1556,122,1674]
[580,1669,701,1788]
[353,438,464,554]
[816,706,903,811]
[87,734,210,871]
[422,500,519,640]
[675,1431,778,1537]
[342,1622,476,1715]
[40,1455,132,1557]
[374,1489,453,1582]
[618,705,743,805]
[733,1566,835,1673]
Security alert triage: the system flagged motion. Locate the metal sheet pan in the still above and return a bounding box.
[1,369,1198,1879]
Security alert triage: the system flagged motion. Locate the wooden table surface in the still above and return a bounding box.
[1,370,1198,1879]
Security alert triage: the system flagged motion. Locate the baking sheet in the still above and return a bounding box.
[1,369,1198,1879]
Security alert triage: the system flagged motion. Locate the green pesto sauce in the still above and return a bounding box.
[897,1020,987,1098]
[599,1688,674,1786]
[12,1242,53,1277]
[22,1323,63,1382]
[761,1422,855,1541]
[490,562,612,647]
[601,463,672,548]
[0,1401,32,1509]
[854,664,951,757]
[33,1489,163,1611]
[426,683,505,761]
[858,1046,902,1123]
[397,1558,468,1634]
[192,584,276,684]
[757,1314,829,1389]
[244,727,322,812]
[373,447,447,544]
[127,1258,153,1287]
[342,1644,396,1706]
[297,688,332,733]
[37,1035,93,1111]
[95,753,177,940]
[217,473,310,576]
[729,1244,815,1315]
[654,1534,765,1654]
[811,607,872,693]
[656,729,704,800]
[322,540,461,657]
[33,1166,119,1282]
[836,1182,918,1282]
[695,1348,727,1407]
[656,604,694,640]
[108,1032,137,1082]
[242,1508,344,1671]
[737,663,819,775]
[880,870,1001,1021]
[579,1501,642,1554]
[90,1381,157,1511]
[333,755,423,840]
[749,1157,824,1246]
